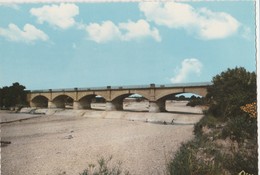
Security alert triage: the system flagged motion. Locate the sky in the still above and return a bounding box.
[0,1,257,90]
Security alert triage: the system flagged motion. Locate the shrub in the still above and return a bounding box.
[167,139,224,175]
[221,114,257,142]
[186,97,207,107]
[194,115,218,137]
[167,141,194,175]
[223,150,258,174]
[79,156,130,175]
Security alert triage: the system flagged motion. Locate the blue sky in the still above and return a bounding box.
[0,1,256,90]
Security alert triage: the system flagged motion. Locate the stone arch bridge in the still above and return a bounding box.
[28,82,212,112]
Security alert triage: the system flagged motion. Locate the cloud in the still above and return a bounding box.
[119,19,161,42]
[139,2,240,40]
[85,19,161,43]
[86,21,121,43]
[0,23,49,43]
[30,3,79,29]
[170,58,203,83]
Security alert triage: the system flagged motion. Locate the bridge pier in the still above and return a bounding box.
[149,101,166,113]
[73,101,80,110]
[105,101,124,111]
[73,101,91,109]
[157,100,167,112]
[105,102,116,111]
[48,101,56,108]
[149,102,160,112]
[30,101,36,108]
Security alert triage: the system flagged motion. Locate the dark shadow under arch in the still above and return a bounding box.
[112,93,149,111]
[52,95,73,108]
[31,95,48,108]
[78,94,106,109]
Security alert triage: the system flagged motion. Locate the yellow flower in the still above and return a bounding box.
[240,102,257,118]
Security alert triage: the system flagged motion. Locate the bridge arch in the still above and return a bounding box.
[111,93,149,111]
[77,94,106,109]
[155,87,207,102]
[182,87,207,97]
[155,91,205,112]
[31,95,49,108]
[51,95,74,108]
[52,93,75,101]
[111,91,150,102]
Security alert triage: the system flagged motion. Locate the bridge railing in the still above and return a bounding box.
[162,82,212,88]
[30,82,212,93]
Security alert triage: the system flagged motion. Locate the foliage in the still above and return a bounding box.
[167,138,224,175]
[240,102,257,118]
[221,114,257,142]
[79,156,130,175]
[187,97,208,107]
[168,123,258,175]
[223,149,258,174]
[194,115,219,136]
[0,82,28,109]
[167,67,257,175]
[206,67,256,118]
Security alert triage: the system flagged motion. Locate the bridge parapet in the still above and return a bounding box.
[30,82,212,93]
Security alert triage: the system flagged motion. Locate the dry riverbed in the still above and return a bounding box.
[0,109,203,175]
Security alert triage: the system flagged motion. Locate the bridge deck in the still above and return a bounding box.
[30,82,212,93]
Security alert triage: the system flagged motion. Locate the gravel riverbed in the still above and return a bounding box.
[0,109,202,175]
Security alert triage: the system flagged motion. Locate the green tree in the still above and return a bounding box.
[206,67,256,118]
[0,82,28,109]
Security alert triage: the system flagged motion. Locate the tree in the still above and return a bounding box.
[0,82,28,109]
[206,67,256,118]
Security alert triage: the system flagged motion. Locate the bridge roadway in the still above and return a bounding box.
[28,82,212,112]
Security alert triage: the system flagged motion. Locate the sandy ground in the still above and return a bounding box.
[0,104,203,175]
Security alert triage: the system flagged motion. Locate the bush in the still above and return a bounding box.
[221,114,257,142]
[167,139,224,175]
[187,97,207,107]
[167,141,194,175]
[79,156,130,175]
[194,115,219,137]
[223,151,258,175]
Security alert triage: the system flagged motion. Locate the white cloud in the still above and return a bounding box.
[0,23,49,43]
[139,2,240,40]
[30,3,79,29]
[86,19,161,43]
[86,21,121,43]
[119,19,161,42]
[170,58,203,83]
